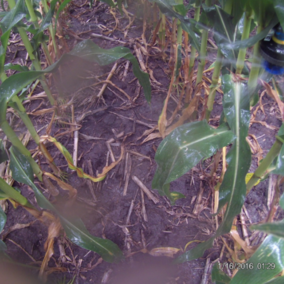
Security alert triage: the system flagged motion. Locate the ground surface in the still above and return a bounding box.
[0,1,284,284]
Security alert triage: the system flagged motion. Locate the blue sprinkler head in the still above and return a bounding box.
[260,23,284,75]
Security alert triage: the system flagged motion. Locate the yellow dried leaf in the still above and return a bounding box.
[44,172,76,199]
[149,247,180,258]
[245,173,260,186]
[40,219,61,281]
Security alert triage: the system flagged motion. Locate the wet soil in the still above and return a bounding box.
[1,1,284,284]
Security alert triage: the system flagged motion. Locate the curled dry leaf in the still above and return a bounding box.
[2,221,35,240]
[149,247,180,258]
[141,132,161,144]
[40,219,62,280]
[165,95,198,135]
[262,81,284,121]
[230,226,255,258]
[40,136,124,182]
[158,75,175,138]
[97,146,124,178]
[246,134,263,163]
[43,172,77,200]
[42,174,59,197]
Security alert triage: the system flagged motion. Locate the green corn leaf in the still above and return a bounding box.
[0,39,151,119]
[0,206,7,255]
[249,0,277,27]
[200,5,237,60]
[0,177,31,207]
[0,240,6,253]
[0,0,28,75]
[266,276,284,284]
[0,11,6,18]
[211,263,231,284]
[0,139,8,163]
[117,0,123,14]
[271,124,284,175]
[230,235,284,284]
[36,0,58,34]
[280,193,284,210]
[152,120,235,203]
[175,236,215,262]
[219,18,278,51]
[274,0,284,30]
[172,3,188,17]
[230,0,247,26]
[175,44,182,79]
[180,21,201,52]
[251,221,284,239]
[32,0,58,50]
[271,143,284,176]
[0,33,10,76]
[176,75,251,263]
[0,0,27,34]
[218,75,251,213]
[4,63,29,72]
[0,205,6,233]
[0,191,9,200]
[9,147,123,263]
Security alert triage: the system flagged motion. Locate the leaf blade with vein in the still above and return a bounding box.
[152,120,235,202]
[176,75,251,262]
[230,235,284,284]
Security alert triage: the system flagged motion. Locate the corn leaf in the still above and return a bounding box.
[200,5,237,61]
[218,75,251,213]
[230,235,284,284]
[210,0,279,51]
[271,144,284,176]
[54,0,73,35]
[0,0,28,74]
[0,140,8,163]
[0,205,6,233]
[249,0,276,27]
[148,0,200,51]
[251,221,284,239]
[9,147,123,263]
[280,193,284,210]
[152,120,235,203]
[4,63,29,72]
[271,123,284,176]
[0,39,151,115]
[0,186,7,252]
[0,240,6,253]
[266,276,284,284]
[211,263,231,284]
[36,0,58,34]
[176,75,251,263]
[274,0,284,30]
[0,206,7,253]
[0,177,31,207]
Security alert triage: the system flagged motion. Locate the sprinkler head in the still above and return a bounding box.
[260,23,284,75]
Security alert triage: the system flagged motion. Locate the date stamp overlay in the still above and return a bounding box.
[219,262,276,270]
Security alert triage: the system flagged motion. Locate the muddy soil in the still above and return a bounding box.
[1,1,284,284]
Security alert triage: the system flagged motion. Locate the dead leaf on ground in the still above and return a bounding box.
[40,219,62,281]
[149,247,180,258]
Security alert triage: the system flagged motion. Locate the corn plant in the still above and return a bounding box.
[0,0,151,267]
[149,0,284,283]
